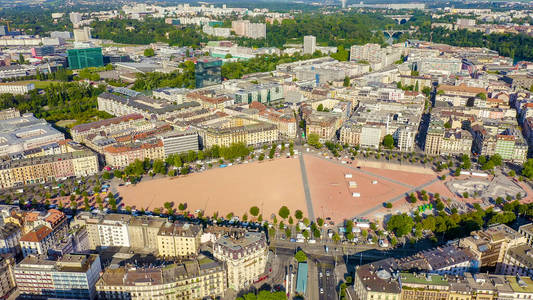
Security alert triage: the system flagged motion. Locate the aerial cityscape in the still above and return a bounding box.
[0,0,532,299]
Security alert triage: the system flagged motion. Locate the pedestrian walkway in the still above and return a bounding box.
[299,153,316,221]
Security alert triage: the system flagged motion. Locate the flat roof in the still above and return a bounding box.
[296,262,308,294]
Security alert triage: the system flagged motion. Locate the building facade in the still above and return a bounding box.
[214,232,267,291]
[14,254,101,299]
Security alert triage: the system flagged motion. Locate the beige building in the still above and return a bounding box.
[339,122,361,146]
[306,113,340,142]
[214,232,267,291]
[71,113,150,143]
[519,223,533,246]
[354,263,401,300]
[103,139,165,168]
[497,244,533,276]
[127,216,166,251]
[197,117,279,148]
[157,222,202,258]
[0,150,98,188]
[459,224,527,268]
[20,225,54,257]
[96,257,226,300]
[400,272,449,300]
[440,129,473,156]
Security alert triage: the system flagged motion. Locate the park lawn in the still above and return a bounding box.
[55,119,77,128]
[18,80,60,89]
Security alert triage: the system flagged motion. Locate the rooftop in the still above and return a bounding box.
[400,272,449,287]
[72,114,144,133]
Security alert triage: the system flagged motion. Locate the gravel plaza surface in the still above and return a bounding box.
[118,157,307,220]
[116,154,533,224]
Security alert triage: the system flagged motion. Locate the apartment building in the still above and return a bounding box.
[305,112,340,142]
[349,43,401,70]
[97,92,201,120]
[22,209,68,238]
[71,213,100,250]
[103,138,165,168]
[152,88,189,104]
[19,225,54,257]
[71,113,151,143]
[440,129,473,156]
[157,222,202,258]
[97,214,132,248]
[0,113,65,157]
[518,223,533,246]
[459,224,527,268]
[214,232,267,291]
[494,131,528,163]
[339,121,361,146]
[303,35,316,55]
[400,272,450,300]
[0,150,99,188]
[0,108,20,120]
[0,223,21,255]
[0,256,15,299]
[196,116,279,148]
[259,109,297,139]
[355,265,533,300]
[354,263,401,300]
[0,83,34,95]
[96,257,226,299]
[498,244,533,276]
[14,254,102,299]
[127,216,167,252]
[231,20,266,39]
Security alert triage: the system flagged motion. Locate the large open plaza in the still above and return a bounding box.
[117,154,467,223]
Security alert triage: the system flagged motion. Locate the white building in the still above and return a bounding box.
[0,83,35,95]
[20,225,54,257]
[96,214,132,247]
[360,126,382,149]
[303,35,316,55]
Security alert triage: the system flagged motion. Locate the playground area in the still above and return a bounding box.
[446,175,526,200]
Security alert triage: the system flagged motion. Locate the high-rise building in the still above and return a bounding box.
[69,12,83,27]
[195,57,222,88]
[14,254,101,299]
[231,20,266,39]
[67,47,103,70]
[73,27,91,42]
[303,35,316,55]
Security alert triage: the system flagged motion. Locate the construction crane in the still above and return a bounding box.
[0,19,11,32]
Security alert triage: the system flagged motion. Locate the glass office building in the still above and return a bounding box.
[195,57,222,88]
[67,48,104,70]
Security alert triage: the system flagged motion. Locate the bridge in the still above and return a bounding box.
[385,14,413,24]
[371,29,416,44]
